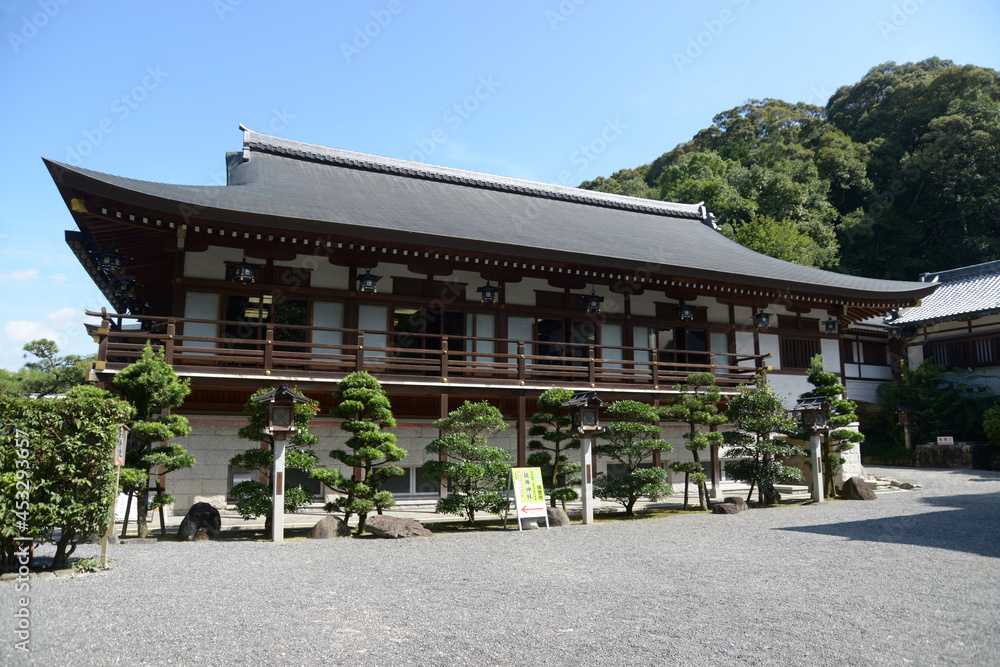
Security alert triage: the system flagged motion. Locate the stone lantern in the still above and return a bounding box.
[896,406,915,450]
[561,391,604,524]
[792,396,830,502]
[252,385,310,543]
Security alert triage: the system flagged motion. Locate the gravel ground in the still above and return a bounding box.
[3,467,998,666]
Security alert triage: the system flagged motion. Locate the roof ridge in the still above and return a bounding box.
[239,127,707,221]
[920,259,1000,283]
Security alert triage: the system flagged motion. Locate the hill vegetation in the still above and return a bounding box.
[581,58,1000,280]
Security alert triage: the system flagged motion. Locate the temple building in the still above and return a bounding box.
[44,127,937,513]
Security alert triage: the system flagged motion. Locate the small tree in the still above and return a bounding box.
[661,372,726,511]
[422,401,512,525]
[527,387,582,511]
[799,355,864,498]
[230,387,320,532]
[312,371,406,535]
[985,402,1000,445]
[594,400,673,516]
[114,343,194,538]
[724,374,802,505]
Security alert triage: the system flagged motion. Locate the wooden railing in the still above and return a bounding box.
[87,312,767,391]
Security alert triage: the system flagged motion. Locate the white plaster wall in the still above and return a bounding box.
[702,297,729,324]
[629,292,656,317]
[183,246,244,280]
[759,333,781,370]
[907,345,924,368]
[767,373,813,409]
[860,365,893,380]
[503,277,551,306]
[846,379,885,405]
[820,339,840,371]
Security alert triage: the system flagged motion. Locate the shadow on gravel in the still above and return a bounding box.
[776,491,1000,559]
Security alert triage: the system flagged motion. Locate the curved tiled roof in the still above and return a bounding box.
[44,128,937,303]
[896,260,1000,325]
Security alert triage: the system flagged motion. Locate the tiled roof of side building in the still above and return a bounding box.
[896,260,1000,325]
[44,127,938,303]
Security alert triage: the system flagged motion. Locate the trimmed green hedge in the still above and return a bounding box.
[1,394,131,570]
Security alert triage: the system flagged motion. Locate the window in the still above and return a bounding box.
[228,465,323,501]
[925,334,1000,369]
[861,341,888,366]
[779,337,820,370]
[379,466,439,496]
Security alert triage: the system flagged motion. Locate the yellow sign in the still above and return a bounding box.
[511,467,547,518]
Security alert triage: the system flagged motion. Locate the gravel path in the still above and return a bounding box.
[3,467,998,666]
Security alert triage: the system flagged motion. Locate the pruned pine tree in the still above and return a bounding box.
[661,372,725,511]
[527,387,582,511]
[594,400,673,516]
[723,374,802,505]
[423,401,512,525]
[800,355,864,498]
[230,387,320,532]
[312,372,406,535]
[114,343,193,538]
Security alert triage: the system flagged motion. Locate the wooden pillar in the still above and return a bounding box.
[517,392,527,467]
[709,424,721,499]
[439,389,448,498]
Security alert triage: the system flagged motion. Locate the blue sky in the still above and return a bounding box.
[1,0,998,370]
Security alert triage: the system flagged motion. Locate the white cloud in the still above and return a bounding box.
[50,273,67,284]
[0,268,40,283]
[0,307,99,369]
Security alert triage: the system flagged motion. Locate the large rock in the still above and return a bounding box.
[178,502,221,541]
[723,496,748,512]
[713,503,741,515]
[840,476,878,500]
[761,485,782,506]
[364,515,433,539]
[546,507,571,527]
[310,516,352,539]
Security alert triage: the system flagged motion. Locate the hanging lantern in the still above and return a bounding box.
[585,287,604,313]
[888,326,903,340]
[823,317,839,334]
[677,301,694,321]
[127,301,149,315]
[754,311,774,328]
[114,277,139,301]
[477,280,499,304]
[94,247,129,274]
[357,269,381,293]
[231,256,256,284]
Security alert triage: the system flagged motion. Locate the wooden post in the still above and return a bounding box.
[264,326,274,371]
[440,336,449,381]
[517,341,526,382]
[652,349,660,388]
[356,331,365,371]
[588,345,595,385]
[164,321,175,365]
[517,392,527,467]
[439,389,449,498]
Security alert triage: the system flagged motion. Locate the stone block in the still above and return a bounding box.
[364,515,432,538]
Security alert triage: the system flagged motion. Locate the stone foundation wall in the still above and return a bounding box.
[915,442,1000,470]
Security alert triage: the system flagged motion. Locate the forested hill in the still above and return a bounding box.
[581,58,1000,281]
